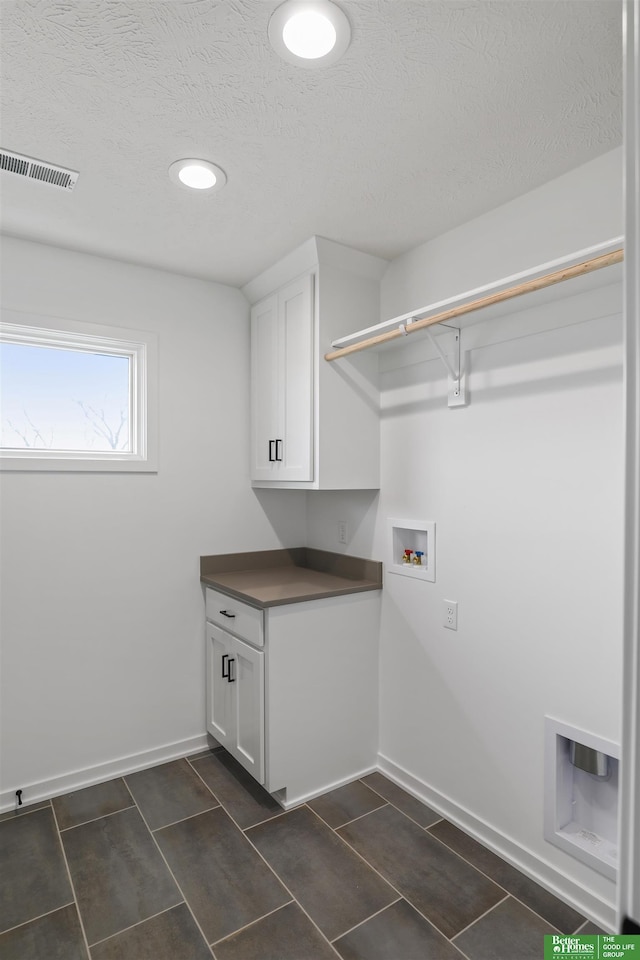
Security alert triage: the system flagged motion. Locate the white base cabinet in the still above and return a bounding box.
[205,586,380,807]
[206,622,265,784]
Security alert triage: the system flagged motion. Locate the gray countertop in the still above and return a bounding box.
[200,548,383,608]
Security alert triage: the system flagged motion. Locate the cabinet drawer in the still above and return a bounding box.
[205,588,264,647]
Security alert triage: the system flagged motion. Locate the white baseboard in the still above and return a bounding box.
[377,752,617,933]
[0,739,619,932]
[276,764,379,811]
[0,733,211,814]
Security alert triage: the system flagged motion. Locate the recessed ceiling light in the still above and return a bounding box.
[268,0,350,68]
[283,11,336,58]
[168,159,227,192]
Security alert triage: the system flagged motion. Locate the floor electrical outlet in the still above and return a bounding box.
[443,600,458,630]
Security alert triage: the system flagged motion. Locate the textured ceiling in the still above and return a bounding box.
[0,0,622,287]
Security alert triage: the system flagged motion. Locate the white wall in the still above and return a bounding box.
[0,237,306,807]
[380,147,623,319]
[0,146,625,922]
[307,147,624,925]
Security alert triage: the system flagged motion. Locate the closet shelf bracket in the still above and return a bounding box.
[416,322,467,407]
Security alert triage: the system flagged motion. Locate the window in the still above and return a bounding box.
[0,312,157,471]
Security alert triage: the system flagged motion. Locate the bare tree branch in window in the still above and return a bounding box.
[5,409,52,448]
[75,400,128,450]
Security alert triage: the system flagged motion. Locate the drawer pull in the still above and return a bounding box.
[219,610,236,619]
[275,438,283,462]
[228,658,236,683]
[268,440,275,462]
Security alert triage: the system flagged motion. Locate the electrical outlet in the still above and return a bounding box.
[443,599,458,630]
[338,520,348,544]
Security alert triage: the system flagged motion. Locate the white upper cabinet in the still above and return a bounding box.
[245,237,387,490]
[250,274,314,482]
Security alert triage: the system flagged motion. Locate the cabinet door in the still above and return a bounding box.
[277,274,314,481]
[251,294,279,480]
[205,623,265,784]
[228,635,265,784]
[250,274,314,483]
[205,622,234,746]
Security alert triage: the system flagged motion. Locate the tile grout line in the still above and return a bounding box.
[329,843,456,943]
[177,753,222,793]
[300,804,451,939]
[208,899,296,948]
[128,796,217,959]
[234,805,344,959]
[324,807,476,956]
[240,803,297,830]
[0,901,76,939]
[50,802,92,960]
[364,763,574,935]
[574,920,609,935]
[575,920,609,935]
[346,884,472,960]
[155,760,586,939]
[307,803,411,902]
[147,803,221,834]
[571,918,596,936]
[31,753,582,954]
[0,801,52,823]
[358,775,447,832]
[184,755,289,833]
[236,805,344,958]
[327,896,403,944]
[445,939,474,960]
[185,752,226,788]
[316,802,506,948]
[312,799,391,831]
[122,758,221,826]
[185,767,424,949]
[87,902,191,950]
[423,825,567,935]
[185,759,358,953]
[58,803,137,832]
[450,892,511,942]
[447,940,473,960]
[424,826,520,899]
[183,758,271,833]
[185,748,225,764]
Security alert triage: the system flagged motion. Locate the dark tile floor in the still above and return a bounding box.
[0,747,606,960]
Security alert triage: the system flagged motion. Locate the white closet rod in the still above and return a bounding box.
[325,242,624,362]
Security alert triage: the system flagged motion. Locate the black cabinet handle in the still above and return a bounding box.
[228,658,236,682]
[219,610,235,619]
[268,440,275,462]
[275,438,283,461]
[221,654,230,679]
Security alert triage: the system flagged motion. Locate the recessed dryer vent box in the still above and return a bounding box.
[544,717,619,880]
[388,519,435,581]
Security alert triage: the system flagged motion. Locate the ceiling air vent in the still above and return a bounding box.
[0,149,79,192]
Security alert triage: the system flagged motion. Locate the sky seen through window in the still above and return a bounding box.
[0,342,131,452]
